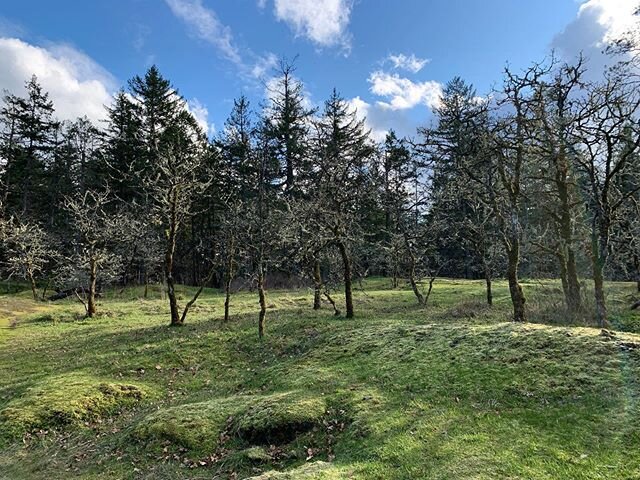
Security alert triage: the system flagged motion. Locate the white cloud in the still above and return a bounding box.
[387,53,429,73]
[251,52,279,79]
[368,70,442,111]
[0,37,115,123]
[347,96,422,143]
[270,0,353,50]
[552,0,638,76]
[165,0,242,64]
[585,0,638,44]
[352,67,443,140]
[186,98,215,136]
[166,0,276,81]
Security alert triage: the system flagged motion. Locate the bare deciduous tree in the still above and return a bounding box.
[146,137,214,326]
[64,189,123,317]
[3,218,55,300]
[573,74,640,327]
[487,63,549,322]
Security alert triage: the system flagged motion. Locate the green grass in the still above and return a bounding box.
[0,278,639,479]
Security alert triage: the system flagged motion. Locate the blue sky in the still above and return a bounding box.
[0,0,636,140]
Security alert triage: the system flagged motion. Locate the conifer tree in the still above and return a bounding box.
[263,59,314,196]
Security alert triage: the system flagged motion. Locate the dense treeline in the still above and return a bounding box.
[1,49,639,332]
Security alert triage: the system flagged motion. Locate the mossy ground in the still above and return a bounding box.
[0,278,639,479]
[1,373,150,440]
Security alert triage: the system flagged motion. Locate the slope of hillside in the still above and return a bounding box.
[0,279,639,479]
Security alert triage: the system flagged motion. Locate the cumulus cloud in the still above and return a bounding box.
[368,70,442,111]
[165,0,242,64]
[347,96,425,142]
[588,0,638,44]
[552,0,637,76]
[186,98,215,136]
[270,0,353,50]
[348,66,443,141]
[387,53,429,73]
[0,37,115,123]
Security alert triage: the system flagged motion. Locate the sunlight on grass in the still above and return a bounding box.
[0,278,639,479]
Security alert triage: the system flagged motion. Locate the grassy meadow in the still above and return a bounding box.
[0,278,639,479]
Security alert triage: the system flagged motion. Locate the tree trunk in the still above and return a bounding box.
[224,277,232,322]
[41,277,50,301]
[565,249,581,311]
[324,290,341,316]
[336,241,354,318]
[312,258,322,310]
[506,243,526,322]
[87,257,98,317]
[257,263,266,338]
[144,271,149,298]
[408,265,425,306]
[166,190,181,326]
[403,233,424,306]
[286,160,294,195]
[177,266,215,325]
[28,272,38,301]
[484,262,493,306]
[166,244,180,325]
[424,276,436,306]
[167,274,181,325]
[554,147,582,312]
[224,240,235,322]
[590,222,609,328]
[558,250,569,305]
[556,238,581,313]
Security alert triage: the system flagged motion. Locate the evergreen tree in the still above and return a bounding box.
[128,65,182,168]
[103,90,146,202]
[263,59,315,196]
[0,76,58,218]
[219,95,255,199]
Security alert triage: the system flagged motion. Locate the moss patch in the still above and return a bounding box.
[233,391,327,444]
[245,461,336,479]
[0,373,149,439]
[133,396,240,453]
[135,391,327,455]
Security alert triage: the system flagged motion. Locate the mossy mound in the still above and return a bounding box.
[245,461,336,479]
[133,396,240,453]
[233,391,327,444]
[0,373,149,439]
[135,391,327,455]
